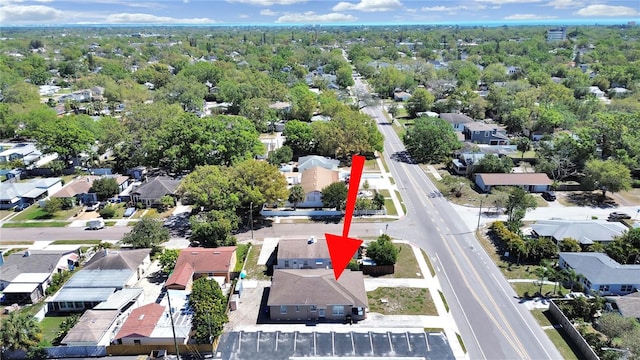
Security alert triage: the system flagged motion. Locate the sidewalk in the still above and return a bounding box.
[375,153,405,218]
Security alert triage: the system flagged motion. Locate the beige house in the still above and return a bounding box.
[276,237,332,269]
[297,166,340,208]
[267,269,367,322]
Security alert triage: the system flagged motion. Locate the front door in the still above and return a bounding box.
[318,309,325,318]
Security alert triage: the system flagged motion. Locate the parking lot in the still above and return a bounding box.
[215,331,455,359]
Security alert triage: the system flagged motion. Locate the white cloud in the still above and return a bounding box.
[420,6,449,11]
[504,13,558,19]
[0,5,63,23]
[420,4,485,12]
[543,0,583,9]
[475,0,542,3]
[105,13,216,23]
[275,11,357,23]
[226,0,307,5]
[332,0,403,12]
[576,4,639,17]
[260,9,278,15]
[238,14,249,18]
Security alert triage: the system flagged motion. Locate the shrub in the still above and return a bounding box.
[99,205,116,218]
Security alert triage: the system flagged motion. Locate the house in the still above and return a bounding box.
[451,152,486,175]
[130,177,181,208]
[165,247,237,290]
[267,269,368,322]
[297,155,340,173]
[475,173,552,193]
[606,291,640,321]
[113,302,188,345]
[463,122,509,145]
[51,175,130,206]
[61,310,121,346]
[588,86,606,99]
[2,273,52,304]
[0,249,79,296]
[276,237,332,269]
[0,143,38,163]
[297,166,340,208]
[0,177,62,209]
[393,91,411,101]
[47,249,150,313]
[531,220,628,246]
[559,252,640,296]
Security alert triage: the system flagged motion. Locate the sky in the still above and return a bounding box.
[0,0,638,26]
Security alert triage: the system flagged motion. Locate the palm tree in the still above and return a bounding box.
[288,185,305,210]
[0,312,42,352]
[561,268,585,292]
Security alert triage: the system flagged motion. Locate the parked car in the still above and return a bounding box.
[608,212,631,220]
[86,202,99,211]
[14,203,29,212]
[98,201,108,210]
[124,207,136,217]
[87,218,105,230]
[541,191,556,201]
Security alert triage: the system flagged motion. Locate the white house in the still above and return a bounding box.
[276,237,332,269]
[296,166,339,208]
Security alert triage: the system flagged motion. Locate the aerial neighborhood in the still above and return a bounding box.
[0,20,639,360]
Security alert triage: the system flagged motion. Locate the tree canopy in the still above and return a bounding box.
[403,116,460,163]
[366,234,398,266]
[121,217,169,248]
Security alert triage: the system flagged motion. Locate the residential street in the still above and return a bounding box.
[353,76,563,360]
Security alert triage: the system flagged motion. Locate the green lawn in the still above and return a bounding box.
[367,287,436,315]
[235,244,250,272]
[379,154,390,173]
[3,221,69,228]
[0,240,34,245]
[364,158,380,172]
[12,206,79,221]
[420,249,436,277]
[511,282,559,298]
[530,310,580,360]
[438,290,449,312]
[243,244,270,280]
[379,189,391,198]
[384,199,397,216]
[39,316,67,344]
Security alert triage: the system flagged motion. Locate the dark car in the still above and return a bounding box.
[14,203,29,212]
[608,212,631,221]
[541,191,556,201]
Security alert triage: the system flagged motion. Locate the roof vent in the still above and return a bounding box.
[191,252,199,255]
[308,236,316,244]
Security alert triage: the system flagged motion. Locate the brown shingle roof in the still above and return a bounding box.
[277,238,330,261]
[300,166,339,193]
[165,247,236,288]
[115,303,165,339]
[267,269,367,308]
[477,173,552,186]
[51,175,129,198]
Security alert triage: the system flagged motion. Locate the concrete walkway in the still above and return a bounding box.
[374,153,405,218]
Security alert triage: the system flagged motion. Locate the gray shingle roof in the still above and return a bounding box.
[532,220,627,244]
[0,250,75,282]
[131,177,180,200]
[277,238,331,261]
[439,113,474,124]
[84,249,150,271]
[267,269,367,308]
[560,252,640,285]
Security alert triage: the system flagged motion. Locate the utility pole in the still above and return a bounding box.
[166,291,181,359]
[476,198,483,231]
[249,201,254,240]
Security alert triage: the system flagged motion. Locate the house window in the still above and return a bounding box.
[621,285,633,292]
[117,339,122,345]
[133,340,141,345]
[284,260,289,268]
[280,305,287,314]
[585,280,592,288]
[599,285,610,292]
[303,260,308,267]
[310,305,317,312]
[484,132,489,137]
[332,305,344,316]
[295,306,300,312]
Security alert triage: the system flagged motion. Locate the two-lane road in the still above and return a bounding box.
[361,96,562,359]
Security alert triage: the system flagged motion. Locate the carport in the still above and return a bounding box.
[215,331,454,359]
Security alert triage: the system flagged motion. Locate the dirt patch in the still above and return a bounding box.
[564,191,619,208]
[73,211,101,220]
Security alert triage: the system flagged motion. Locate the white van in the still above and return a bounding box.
[87,218,105,230]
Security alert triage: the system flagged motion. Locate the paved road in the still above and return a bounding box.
[0,226,131,242]
[357,82,562,358]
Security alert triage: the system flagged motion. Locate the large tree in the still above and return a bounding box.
[121,217,169,248]
[179,165,239,212]
[321,182,348,210]
[583,159,632,200]
[289,83,316,121]
[472,154,513,175]
[0,312,42,352]
[29,116,96,167]
[190,210,238,248]
[288,185,306,210]
[403,117,460,163]
[366,234,399,266]
[406,88,434,118]
[283,120,315,156]
[232,159,289,209]
[505,187,537,229]
[190,277,228,343]
[90,177,119,201]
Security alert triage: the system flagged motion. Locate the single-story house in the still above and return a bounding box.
[475,173,552,193]
[451,152,486,175]
[439,113,474,132]
[296,166,340,208]
[605,291,640,320]
[463,122,509,145]
[61,310,121,346]
[47,249,150,313]
[588,86,605,99]
[268,269,368,322]
[531,220,628,245]
[393,91,411,101]
[276,237,332,269]
[51,175,129,206]
[0,249,79,301]
[113,296,190,346]
[297,155,340,173]
[0,143,38,163]
[559,252,640,296]
[165,247,237,290]
[130,177,181,208]
[0,177,63,209]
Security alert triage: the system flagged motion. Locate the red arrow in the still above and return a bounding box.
[325,155,365,280]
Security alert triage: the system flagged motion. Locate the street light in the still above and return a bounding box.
[476,198,483,231]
